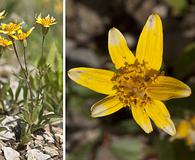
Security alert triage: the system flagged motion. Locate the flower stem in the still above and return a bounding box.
[41,35,45,62]
[23,45,28,76]
[12,41,33,99]
[12,41,27,79]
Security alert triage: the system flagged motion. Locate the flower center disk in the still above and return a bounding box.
[111,60,160,106]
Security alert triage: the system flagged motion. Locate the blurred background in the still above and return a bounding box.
[66,0,195,160]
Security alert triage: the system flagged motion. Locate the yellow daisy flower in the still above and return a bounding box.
[11,27,35,41]
[35,14,56,28]
[175,116,195,146]
[0,36,12,47]
[68,14,191,136]
[0,10,7,20]
[0,22,23,36]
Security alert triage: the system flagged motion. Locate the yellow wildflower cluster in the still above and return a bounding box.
[0,10,34,47]
[68,14,191,136]
[0,10,56,48]
[11,28,35,41]
[174,116,195,146]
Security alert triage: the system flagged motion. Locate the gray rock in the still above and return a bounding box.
[27,149,51,160]
[43,132,54,144]
[0,116,18,141]
[43,146,58,157]
[2,147,20,160]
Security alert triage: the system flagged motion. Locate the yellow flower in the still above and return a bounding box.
[175,116,195,146]
[0,10,7,20]
[11,27,35,41]
[0,36,12,47]
[0,22,23,36]
[68,14,191,136]
[35,14,56,28]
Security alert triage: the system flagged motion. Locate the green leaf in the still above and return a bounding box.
[15,82,22,101]
[22,110,31,123]
[31,104,43,124]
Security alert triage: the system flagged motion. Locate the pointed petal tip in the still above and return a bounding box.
[146,13,161,29]
[91,110,101,118]
[186,86,192,97]
[163,124,176,136]
[109,27,117,32]
[150,13,160,18]
[178,84,192,98]
[91,112,97,118]
[67,68,79,81]
[108,27,122,45]
[90,104,107,118]
[143,125,153,134]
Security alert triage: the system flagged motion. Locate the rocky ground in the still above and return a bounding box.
[0,116,63,160]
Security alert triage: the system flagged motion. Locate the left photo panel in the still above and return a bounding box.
[0,0,63,159]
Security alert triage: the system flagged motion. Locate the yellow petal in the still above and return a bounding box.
[136,14,163,70]
[68,67,115,95]
[176,120,190,139]
[91,96,124,117]
[26,27,35,37]
[146,76,191,101]
[17,29,23,34]
[131,105,153,133]
[145,100,176,136]
[108,28,135,69]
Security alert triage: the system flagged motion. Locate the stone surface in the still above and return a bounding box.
[27,149,51,160]
[43,146,59,157]
[43,132,55,144]
[0,116,17,141]
[2,147,20,160]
